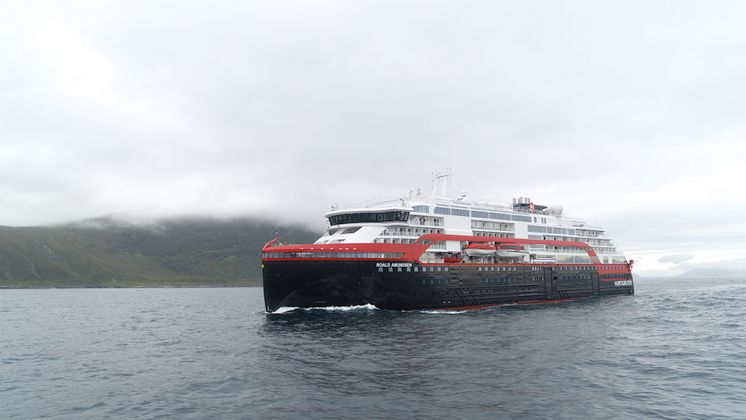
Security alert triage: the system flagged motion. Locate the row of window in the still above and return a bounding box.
[373,265,604,272]
[375,238,415,244]
[601,273,632,279]
[554,256,595,264]
[471,220,514,231]
[368,265,610,272]
[404,273,607,283]
[598,265,628,270]
[528,232,613,248]
[525,243,619,259]
[478,266,518,272]
[472,209,532,222]
[475,288,530,295]
[422,278,448,285]
[558,275,594,281]
[378,266,450,273]
[374,238,444,245]
[328,211,410,226]
[528,235,615,250]
[509,265,597,271]
[473,231,514,238]
[381,227,444,237]
[263,252,404,259]
[412,205,430,213]
[434,207,471,216]
[531,266,597,271]
[528,225,578,235]
[431,207,534,222]
[576,229,603,237]
[480,277,539,284]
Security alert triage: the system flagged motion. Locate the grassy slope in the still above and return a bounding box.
[0,218,319,288]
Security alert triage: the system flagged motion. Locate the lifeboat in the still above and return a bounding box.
[495,244,529,259]
[464,243,496,257]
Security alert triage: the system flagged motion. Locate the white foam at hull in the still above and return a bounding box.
[270,304,378,314]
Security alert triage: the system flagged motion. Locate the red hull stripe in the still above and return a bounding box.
[261,258,631,275]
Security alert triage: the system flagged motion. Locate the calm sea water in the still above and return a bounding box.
[2,277,746,419]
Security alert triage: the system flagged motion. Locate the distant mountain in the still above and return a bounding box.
[0,217,320,288]
[677,267,746,278]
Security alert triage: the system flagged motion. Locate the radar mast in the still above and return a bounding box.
[431,169,451,198]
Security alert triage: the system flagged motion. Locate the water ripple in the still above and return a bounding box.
[2,278,746,418]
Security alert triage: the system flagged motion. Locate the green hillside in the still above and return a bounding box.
[0,217,320,288]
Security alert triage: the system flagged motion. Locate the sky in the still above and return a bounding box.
[1,0,745,275]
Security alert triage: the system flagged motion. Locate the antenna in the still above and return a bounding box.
[431,168,452,197]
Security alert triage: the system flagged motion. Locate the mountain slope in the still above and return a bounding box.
[0,217,320,287]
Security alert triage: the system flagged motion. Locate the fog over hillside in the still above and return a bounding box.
[0,217,319,287]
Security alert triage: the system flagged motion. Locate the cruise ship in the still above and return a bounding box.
[262,172,634,312]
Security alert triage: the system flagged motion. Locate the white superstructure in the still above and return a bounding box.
[314,173,627,265]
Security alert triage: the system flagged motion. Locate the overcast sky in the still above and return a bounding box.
[2,1,745,275]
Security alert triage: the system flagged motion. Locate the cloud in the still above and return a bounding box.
[659,254,694,265]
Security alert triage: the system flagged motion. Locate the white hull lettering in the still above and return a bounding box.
[376,262,413,268]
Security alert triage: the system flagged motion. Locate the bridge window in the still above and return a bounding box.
[328,211,410,226]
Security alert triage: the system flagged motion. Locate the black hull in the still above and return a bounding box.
[262,261,634,312]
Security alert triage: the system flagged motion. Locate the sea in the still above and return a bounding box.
[2,276,746,419]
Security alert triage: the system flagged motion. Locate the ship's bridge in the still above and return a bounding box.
[316,207,416,245]
[326,208,411,226]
